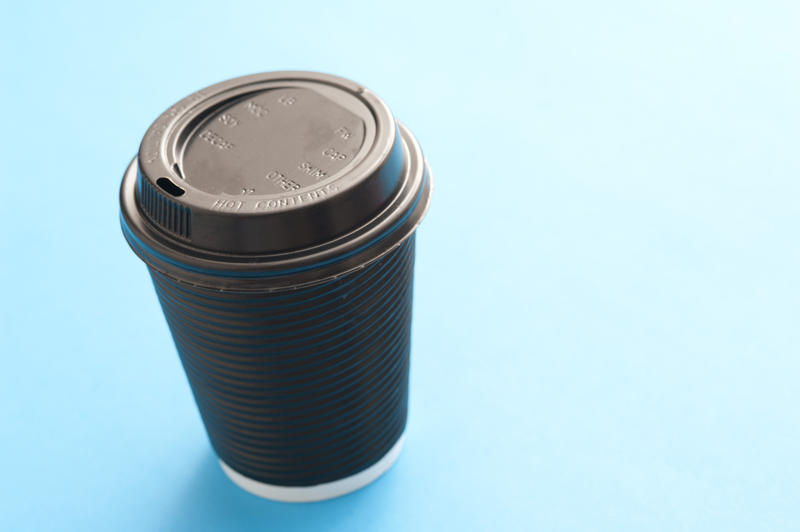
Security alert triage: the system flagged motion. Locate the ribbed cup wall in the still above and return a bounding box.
[148,237,415,486]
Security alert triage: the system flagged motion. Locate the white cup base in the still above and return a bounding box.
[219,433,405,502]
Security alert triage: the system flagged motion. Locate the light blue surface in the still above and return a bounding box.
[1,1,799,530]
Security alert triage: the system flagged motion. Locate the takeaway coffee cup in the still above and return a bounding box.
[119,71,431,502]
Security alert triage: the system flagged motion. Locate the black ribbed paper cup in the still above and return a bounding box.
[119,71,431,502]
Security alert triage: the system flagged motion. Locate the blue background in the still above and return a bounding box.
[2,1,799,530]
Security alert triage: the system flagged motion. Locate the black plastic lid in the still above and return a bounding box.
[120,71,431,290]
